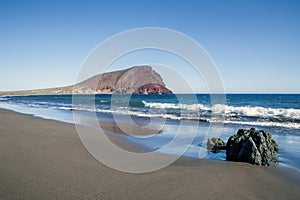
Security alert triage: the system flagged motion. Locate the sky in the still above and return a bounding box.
[0,0,299,93]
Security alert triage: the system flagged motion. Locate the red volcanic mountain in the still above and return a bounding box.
[0,66,172,95]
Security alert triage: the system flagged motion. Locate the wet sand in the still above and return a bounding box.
[0,108,299,199]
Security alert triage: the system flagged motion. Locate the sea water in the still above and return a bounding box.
[0,94,299,171]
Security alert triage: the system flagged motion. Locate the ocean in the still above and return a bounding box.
[0,94,299,171]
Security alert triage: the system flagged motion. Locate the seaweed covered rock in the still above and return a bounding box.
[207,138,226,153]
[226,128,278,166]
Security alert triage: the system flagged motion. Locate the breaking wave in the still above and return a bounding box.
[1,94,300,129]
[142,101,300,120]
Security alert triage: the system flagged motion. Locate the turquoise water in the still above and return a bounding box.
[0,94,299,171]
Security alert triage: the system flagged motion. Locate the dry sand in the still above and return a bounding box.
[0,108,299,200]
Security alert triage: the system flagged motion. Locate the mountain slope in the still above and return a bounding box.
[0,66,172,95]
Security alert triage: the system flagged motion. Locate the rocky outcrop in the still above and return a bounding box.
[114,66,168,94]
[134,83,172,94]
[226,128,279,166]
[206,138,226,153]
[76,65,173,94]
[0,66,173,95]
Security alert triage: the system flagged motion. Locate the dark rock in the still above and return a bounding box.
[207,138,226,153]
[226,128,279,166]
[134,83,172,94]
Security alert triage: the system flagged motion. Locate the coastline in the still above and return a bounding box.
[0,108,300,199]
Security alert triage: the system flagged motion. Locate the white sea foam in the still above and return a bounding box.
[84,107,183,120]
[142,101,300,120]
[55,104,300,129]
[36,104,300,129]
[61,105,200,121]
[215,120,300,129]
[212,104,300,119]
[3,98,299,129]
[58,106,74,110]
[142,101,210,111]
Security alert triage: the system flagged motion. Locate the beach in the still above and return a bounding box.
[1,108,300,200]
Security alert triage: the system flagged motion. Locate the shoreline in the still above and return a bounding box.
[0,108,300,199]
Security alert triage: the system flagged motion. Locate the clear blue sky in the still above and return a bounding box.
[0,0,299,93]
